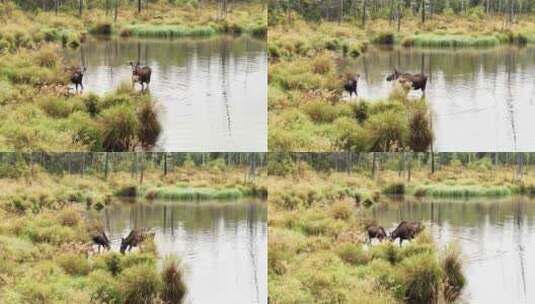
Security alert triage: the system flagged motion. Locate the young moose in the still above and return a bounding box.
[120,229,154,254]
[386,69,428,95]
[91,231,110,253]
[70,66,87,93]
[344,74,360,98]
[129,61,152,92]
[367,224,387,244]
[390,221,424,246]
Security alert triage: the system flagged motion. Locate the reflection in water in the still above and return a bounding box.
[99,199,267,304]
[346,46,535,151]
[66,36,267,152]
[371,197,535,304]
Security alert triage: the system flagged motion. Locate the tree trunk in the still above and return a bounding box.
[138,0,141,13]
[79,0,83,16]
[421,0,425,23]
[104,152,109,180]
[140,153,145,185]
[362,0,368,27]
[114,0,118,22]
[164,153,168,176]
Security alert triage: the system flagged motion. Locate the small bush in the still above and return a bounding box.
[57,254,91,276]
[336,243,369,265]
[57,207,81,226]
[373,32,395,44]
[383,182,405,195]
[137,101,161,148]
[90,23,113,35]
[100,105,138,151]
[330,200,353,220]
[442,245,465,303]
[311,53,333,74]
[118,263,161,304]
[409,110,433,152]
[161,256,187,304]
[401,254,441,304]
[88,269,121,304]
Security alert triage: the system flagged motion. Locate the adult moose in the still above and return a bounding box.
[344,74,360,99]
[91,231,110,253]
[120,228,154,254]
[70,66,87,93]
[367,224,387,244]
[129,61,152,92]
[386,69,428,95]
[390,221,424,246]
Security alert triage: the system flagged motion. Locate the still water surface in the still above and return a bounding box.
[347,46,535,151]
[66,36,267,152]
[372,197,535,304]
[99,199,267,304]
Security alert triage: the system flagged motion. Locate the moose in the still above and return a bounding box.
[390,221,424,246]
[91,231,110,253]
[343,74,360,99]
[129,62,152,92]
[386,69,428,95]
[367,224,387,244]
[70,66,87,93]
[120,228,154,254]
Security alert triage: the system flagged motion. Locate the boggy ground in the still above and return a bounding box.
[268,13,535,152]
[0,45,161,151]
[0,1,266,152]
[269,20,433,152]
[0,158,265,303]
[267,162,466,304]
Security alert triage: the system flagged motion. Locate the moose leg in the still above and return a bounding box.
[399,238,403,247]
[80,82,84,92]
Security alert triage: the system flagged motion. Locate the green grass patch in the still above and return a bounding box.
[411,184,514,198]
[121,24,217,38]
[151,185,252,200]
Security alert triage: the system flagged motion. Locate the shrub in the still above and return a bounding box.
[373,32,395,44]
[382,182,405,195]
[353,101,369,123]
[330,200,353,220]
[88,269,121,304]
[90,23,113,35]
[336,243,369,265]
[401,254,441,304]
[57,254,91,276]
[409,110,433,152]
[137,101,161,148]
[442,245,465,303]
[57,207,81,226]
[161,256,187,304]
[100,105,138,151]
[311,53,333,74]
[118,263,161,304]
[365,109,409,152]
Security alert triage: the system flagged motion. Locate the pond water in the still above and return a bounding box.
[371,197,535,304]
[65,35,267,152]
[99,199,267,304]
[346,46,535,152]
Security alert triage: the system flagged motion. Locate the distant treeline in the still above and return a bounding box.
[1,0,264,13]
[269,0,535,23]
[269,152,535,176]
[0,152,266,178]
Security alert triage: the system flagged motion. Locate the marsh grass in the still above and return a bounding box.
[153,186,248,200]
[268,168,469,304]
[412,184,513,198]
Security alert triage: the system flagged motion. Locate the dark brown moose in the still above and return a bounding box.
[120,228,154,254]
[129,61,152,92]
[70,66,87,93]
[91,231,110,253]
[344,74,360,98]
[367,224,387,244]
[386,69,428,94]
[390,221,424,246]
